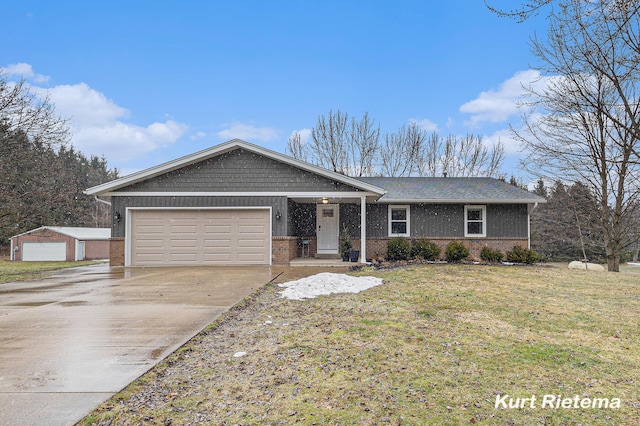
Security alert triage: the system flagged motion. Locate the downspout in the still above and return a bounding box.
[360,196,367,263]
[94,196,111,207]
[528,202,538,249]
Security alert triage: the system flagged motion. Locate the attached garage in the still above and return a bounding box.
[128,208,271,266]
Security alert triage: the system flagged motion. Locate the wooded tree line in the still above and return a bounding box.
[0,71,118,246]
[287,110,505,178]
[530,180,640,262]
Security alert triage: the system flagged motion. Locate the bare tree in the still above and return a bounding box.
[0,69,69,145]
[296,110,380,176]
[485,0,553,22]
[310,109,350,173]
[513,0,640,271]
[415,133,505,177]
[286,131,307,161]
[379,122,426,177]
[348,112,379,176]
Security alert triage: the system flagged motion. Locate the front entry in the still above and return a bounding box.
[316,204,339,254]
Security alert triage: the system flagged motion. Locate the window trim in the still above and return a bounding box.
[464,205,487,237]
[388,205,410,237]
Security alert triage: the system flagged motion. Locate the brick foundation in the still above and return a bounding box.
[109,238,125,266]
[271,237,299,265]
[365,237,529,262]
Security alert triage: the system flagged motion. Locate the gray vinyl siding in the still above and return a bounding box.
[116,148,362,193]
[486,204,528,238]
[364,203,528,239]
[111,196,287,238]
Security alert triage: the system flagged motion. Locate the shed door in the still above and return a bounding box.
[130,209,271,266]
[22,242,67,261]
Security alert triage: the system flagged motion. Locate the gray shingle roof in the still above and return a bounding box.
[358,177,546,203]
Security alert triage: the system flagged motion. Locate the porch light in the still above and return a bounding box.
[275,211,282,220]
[322,197,329,204]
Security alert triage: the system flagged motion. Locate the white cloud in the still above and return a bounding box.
[410,118,438,132]
[446,117,455,128]
[216,122,280,142]
[41,83,128,126]
[459,70,545,126]
[484,128,522,154]
[190,131,207,141]
[3,62,50,83]
[34,80,187,162]
[290,128,312,143]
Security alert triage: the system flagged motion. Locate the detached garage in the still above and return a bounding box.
[10,227,111,262]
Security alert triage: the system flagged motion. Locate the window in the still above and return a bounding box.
[388,205,410,237]
[464,205,486,237]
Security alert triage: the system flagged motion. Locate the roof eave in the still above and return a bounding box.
[376,198,547,204]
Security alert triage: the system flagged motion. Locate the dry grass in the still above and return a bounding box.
[0,259,101,284]
[84,264,639,425]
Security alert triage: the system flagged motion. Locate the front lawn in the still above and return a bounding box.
[84,264,639,425]
[0,259,102,284]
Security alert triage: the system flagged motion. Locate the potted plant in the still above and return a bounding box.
[340,225,352,262]
[349,248,360,262]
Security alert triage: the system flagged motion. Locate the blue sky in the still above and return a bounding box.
[1,1,548,178]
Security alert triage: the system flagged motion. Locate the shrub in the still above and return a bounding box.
[445,241,469,263]
[387,238,411,261]
[410,239,441,261]
[506,246,540,264]
[480,246,503,262]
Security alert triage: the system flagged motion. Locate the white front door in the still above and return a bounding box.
[316,204,339,254]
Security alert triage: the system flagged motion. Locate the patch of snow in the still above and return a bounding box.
[233,351,247,358]
[278,272,384,300]
[568,261,605,271]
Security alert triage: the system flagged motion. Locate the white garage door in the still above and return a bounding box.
[130,209,271,266]
[22,242,67,261]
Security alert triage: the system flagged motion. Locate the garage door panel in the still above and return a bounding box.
[170,225,198,234]
[238,224,266,233]
[203,255,233,263]
[203,239,231,248]
[237,210,265,218]
[237,253,268,263]
[131,209,270,266]
[136,254,164,264]
[204,224,232,234]
[238,239,267,248]
[170,239,199,248]
[204,211,233,220]
[135,239,163,248]
[169,253,198,261]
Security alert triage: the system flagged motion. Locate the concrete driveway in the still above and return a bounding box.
[0,263,282,426]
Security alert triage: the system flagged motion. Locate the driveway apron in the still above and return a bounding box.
[0,263,277,426]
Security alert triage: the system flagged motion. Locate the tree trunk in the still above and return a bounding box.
[604,238,620,272]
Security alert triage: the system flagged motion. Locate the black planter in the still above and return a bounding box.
[342,253,350,262]
[349,250,360,262]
